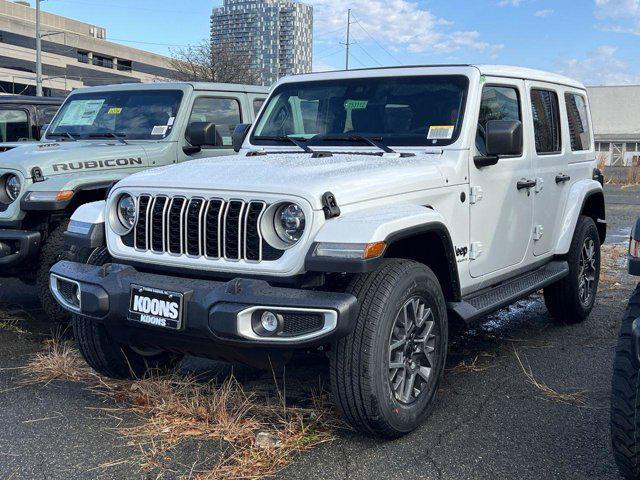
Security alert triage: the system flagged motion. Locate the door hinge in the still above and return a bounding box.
[534,177,544,194]
[533,225,544,241]
[469,241,483,260]
[469,186,483,204]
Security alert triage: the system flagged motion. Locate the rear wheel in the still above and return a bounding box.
[544,215,600,323]
[72,246,182,379]
[329,259,448,438]
[611,284,640,479]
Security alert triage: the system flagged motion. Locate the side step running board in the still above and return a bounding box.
[448,260,569,324]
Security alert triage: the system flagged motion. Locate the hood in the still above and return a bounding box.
[0,140,157,178]
[115,151,448,209]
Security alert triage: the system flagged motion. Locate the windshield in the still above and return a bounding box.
[251,75,468,147]
[47,89,183,140]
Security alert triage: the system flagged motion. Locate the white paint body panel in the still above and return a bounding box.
[70,201,105,225]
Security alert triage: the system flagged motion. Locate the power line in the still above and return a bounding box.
[350,34,383,67]
[351,16,403,65]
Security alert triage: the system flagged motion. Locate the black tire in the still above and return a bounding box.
[72,246,182,379]
[329,259,448,438]
[611,284,640,479]
[36,220,70,324]
[543,215,601,323]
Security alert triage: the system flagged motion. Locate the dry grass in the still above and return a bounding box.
[599,244,634,298]
[448,354,495,374]
[514,349,587,407]
[23,337,339,479]
[0,307,30,334]
[599,157,640,187]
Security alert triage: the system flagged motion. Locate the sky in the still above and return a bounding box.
[39,0,640,86]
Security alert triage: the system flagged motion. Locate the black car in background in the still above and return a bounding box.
[611,217,640,479]
[0,95,64,144]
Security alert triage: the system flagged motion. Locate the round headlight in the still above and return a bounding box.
[5,175,20,202]
[116,194,136,232]
[274,202,305,244]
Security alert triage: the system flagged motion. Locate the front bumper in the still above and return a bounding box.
[0,228,41,270]
[49,260,358,355]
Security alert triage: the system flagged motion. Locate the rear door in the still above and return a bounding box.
[527,83,567,256]
[469,79,534,278]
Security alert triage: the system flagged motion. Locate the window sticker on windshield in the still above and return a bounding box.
[108,107,122,115]
[167,116,175,126]
[427,125,455,140]
[151,125,168,136]
[344,100,368,110]
[58,99,105,126]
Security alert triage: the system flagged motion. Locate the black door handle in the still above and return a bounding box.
[517,179,537,190]
[555,173,571,184]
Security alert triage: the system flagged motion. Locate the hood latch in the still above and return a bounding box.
[321,191,340,219]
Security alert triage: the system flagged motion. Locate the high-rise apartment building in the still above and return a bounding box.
[210,0,313,86]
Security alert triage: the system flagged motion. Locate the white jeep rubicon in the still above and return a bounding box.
[49,65,605,437]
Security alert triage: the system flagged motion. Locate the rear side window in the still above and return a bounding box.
[0,109,29,142]
[476,86,521,155]
[565,93,591,151]
[253,98,264,116]
[188,97,241,147]
[530,89,561,154]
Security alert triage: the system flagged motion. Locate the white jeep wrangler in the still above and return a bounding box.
[50,65,606,437]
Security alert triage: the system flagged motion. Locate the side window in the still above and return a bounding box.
[37,106,59,126]
[476,86,521,155]
[187,97,241,147]
[253,98,265,117]
[565,93,591,151]
[0,109,29,142]
[530,89,561,154]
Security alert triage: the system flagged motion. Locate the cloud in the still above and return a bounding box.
[534,9,554,17]
[310,0,502,57]
[594,0,640,34]
[498,0,522,5]
[557,45,640,85]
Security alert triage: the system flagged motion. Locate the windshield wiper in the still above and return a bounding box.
[313,135,415,157]
[87,132,128,144]
[253,135,315,154]
[47,132,77,141]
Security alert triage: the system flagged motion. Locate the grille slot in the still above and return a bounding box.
[132,195,280,263]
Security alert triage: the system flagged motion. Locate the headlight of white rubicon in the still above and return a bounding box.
[274,202,305,245]
[110,193,136,235]
[5,174,20,202]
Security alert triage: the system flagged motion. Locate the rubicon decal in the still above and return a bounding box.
[52,157,143,172]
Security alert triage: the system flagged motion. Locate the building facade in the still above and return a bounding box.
[0,0,177,96]
[587,85,640,167]
[210,0,312,86]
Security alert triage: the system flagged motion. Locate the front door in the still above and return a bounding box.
[178,94,245,162]
[469,79,534,278]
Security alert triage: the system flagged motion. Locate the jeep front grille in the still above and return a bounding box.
[132,195,280,262]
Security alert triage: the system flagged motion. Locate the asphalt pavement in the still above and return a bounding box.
[0,184,637,479]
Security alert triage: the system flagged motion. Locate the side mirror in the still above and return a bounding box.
[186,122,223,149]
[232,123,251,152]
[475,120,523,168]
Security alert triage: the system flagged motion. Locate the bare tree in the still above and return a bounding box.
[167,40,260,85]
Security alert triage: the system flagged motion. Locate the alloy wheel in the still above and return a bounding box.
[578,237,597,306]
[388,296,439,405]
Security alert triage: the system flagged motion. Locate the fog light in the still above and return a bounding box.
[261,311,279,333]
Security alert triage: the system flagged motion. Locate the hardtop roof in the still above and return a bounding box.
[68,81,269,96]
[0,94,65,105]
[278,64,586,90]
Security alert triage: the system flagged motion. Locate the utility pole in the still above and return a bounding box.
[35,0,43,96]
[345,9,351,70]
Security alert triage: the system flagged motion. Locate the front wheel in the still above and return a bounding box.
[611,284,640,479]
[329,259,448,438]
[544,215,601,323]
